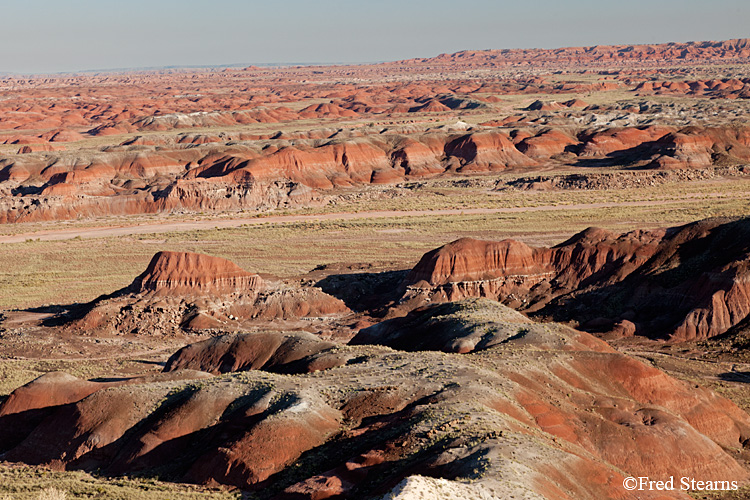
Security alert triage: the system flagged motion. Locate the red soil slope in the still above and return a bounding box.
[1,301,748,498]
[403,217,750,341]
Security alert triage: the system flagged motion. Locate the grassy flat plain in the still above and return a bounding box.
[2,174,749,310]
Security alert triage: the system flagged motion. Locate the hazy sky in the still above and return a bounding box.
[2,0,748,74]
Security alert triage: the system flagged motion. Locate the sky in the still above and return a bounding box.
[2,0,748,74]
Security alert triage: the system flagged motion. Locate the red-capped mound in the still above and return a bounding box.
[67,251,349,336]
[403,217,750,341]
[0,372,106,417]
[163,331,364,375]
[579,125,674,156]
[40,182,77,197]
[133,251,263,295]
[176,133,224,145]
[650,126,750,169]
[525,100,564,111]
[88,122,138,136]
[444,131,537,171]
[515,129,578,158]
[40,129,86,143]
[119,135,163,146]
[562,98,588,108]
[389,137,444,175]
[6,135,46,145]
[0,370,213,460]
[406,237,553,286]
[403,231,654,309]
[409,99,451,113]
[299,103,359,118]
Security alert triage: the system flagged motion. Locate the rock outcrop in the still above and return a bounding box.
[403,217,750,341]
[133,251,264,295]
[67,251,349,336]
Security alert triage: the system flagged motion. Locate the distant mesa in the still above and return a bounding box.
[397,38,750,68]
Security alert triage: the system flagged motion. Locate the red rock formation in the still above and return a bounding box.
[66,251,349,336]
[525,100,564,111]
[0,372,107,416]
[579,126,674,156]
[651,127,750,169]
[389,137,444,175]
[406,237,553,287]
[403,217,750,341]
[17,143,66,154]
[634,78,750,99]
[562,98,588,108]
[444,131,537,171]
[176,133,223,144]
[40,129,85,142]
[516,129,578,158]
[299,103,359,118]
[134,251,263,295]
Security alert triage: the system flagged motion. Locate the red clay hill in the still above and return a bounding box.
[402,216,750,341]
[2,299,749,499]
[67,251,348,336]
[134,251,264,295]
[3,123,749,223]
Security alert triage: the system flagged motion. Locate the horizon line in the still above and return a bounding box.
[2,36,747,78]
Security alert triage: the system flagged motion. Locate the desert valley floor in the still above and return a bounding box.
[2,39,750,499]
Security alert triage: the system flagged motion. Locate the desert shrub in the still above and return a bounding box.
[37,488,67,500]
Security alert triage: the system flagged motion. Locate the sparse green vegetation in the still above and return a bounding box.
[0,465,239,500]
